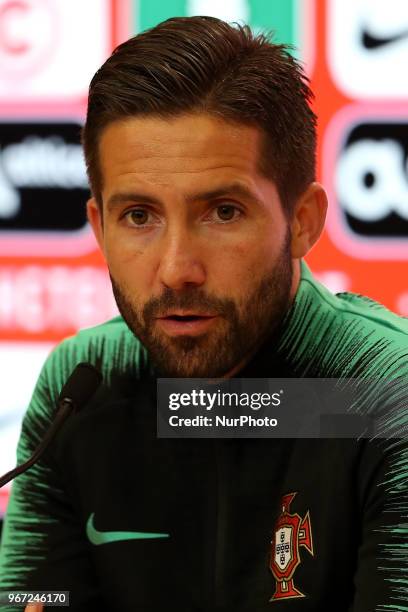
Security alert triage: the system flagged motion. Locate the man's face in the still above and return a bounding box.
[91,113,295,377]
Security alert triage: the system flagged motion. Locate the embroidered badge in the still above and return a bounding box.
[270,492,314,601]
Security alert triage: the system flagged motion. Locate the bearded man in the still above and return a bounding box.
[0,16,407,612]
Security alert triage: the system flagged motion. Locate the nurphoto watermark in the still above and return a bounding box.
[157,378,408,439]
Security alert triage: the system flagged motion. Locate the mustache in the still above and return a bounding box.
[142,287,236,320]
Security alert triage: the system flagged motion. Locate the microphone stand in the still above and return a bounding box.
[0,398,75,489]
[0,363,102,489]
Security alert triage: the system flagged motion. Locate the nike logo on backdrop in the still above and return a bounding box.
[362,28,408,49]
[86,513,170,545]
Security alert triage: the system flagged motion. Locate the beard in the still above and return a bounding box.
[110,231,293,378]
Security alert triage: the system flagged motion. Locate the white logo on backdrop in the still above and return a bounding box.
[336,139,408,222]
[0,0,55,76]
[328,0,408,97]
[0,136,88,219]
[0,0,110,99]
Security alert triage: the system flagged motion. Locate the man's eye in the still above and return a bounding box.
[214,204,240,222]
[126,209,150,225]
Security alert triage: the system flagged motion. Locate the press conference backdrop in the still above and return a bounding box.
[0,0,407,517]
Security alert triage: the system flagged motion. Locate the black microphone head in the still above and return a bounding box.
[58,362,102,410]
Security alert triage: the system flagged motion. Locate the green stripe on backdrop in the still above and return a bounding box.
[250,0,296,46]
[135,0,186,33]
[132,0,298,51]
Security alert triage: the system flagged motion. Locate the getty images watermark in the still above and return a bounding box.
[168,387,281,429]
[157,378,408,439]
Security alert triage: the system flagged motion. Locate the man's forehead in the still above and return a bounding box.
[98,113,263,172]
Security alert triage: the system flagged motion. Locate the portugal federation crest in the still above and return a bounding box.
[270,492,314,601]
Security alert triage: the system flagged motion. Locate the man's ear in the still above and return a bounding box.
[290,182,328,259]
[87,197,105,253]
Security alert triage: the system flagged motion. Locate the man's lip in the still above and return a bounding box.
[156,313,217,319]
[155,315,219,337]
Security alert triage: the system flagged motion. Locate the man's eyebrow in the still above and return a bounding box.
[107,192,161,210]
[106,183,262,210]
[185,183,262,205]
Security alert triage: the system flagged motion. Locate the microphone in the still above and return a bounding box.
[0,362,102,489]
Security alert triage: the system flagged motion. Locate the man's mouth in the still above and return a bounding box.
[155,313,218,336]
[159,313,214,320]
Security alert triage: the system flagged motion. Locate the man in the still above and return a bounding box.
[0,16,407,612]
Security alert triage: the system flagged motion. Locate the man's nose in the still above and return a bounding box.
[157,229,206,291]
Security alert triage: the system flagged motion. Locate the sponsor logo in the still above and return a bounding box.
[0,0,111,99]
[324,105,408,259]
[270,492,314,601]
[0,0,57,78]
[0,120,97,256]
[336,122,408,237]
[86,513,170,546]
[361,27,408,50]
[328,0,408,97]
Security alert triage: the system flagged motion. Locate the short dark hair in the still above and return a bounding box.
[82,16,316,216]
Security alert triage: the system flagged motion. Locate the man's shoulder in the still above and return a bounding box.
[315,281,407,344]
[41,316,151,394]
[290,265,408,377]
[61,314,135,351]
[332,290,408,338]
[15,317,150,459]
[330,289,407,372]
